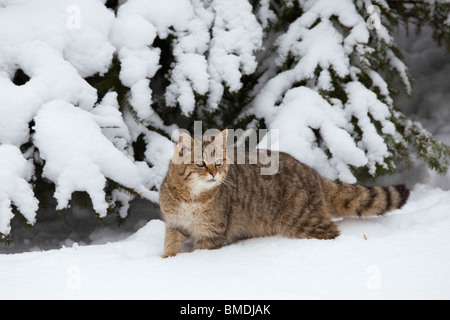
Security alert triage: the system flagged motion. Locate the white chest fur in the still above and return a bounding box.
[166,200,215,239]
[167,201,201,232]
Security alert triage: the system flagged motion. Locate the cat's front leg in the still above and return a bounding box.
[162,227,187,258]
[195,236,226,251]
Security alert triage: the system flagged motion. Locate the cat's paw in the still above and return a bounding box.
[161,252,177,259]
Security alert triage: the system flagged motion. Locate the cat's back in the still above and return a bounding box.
[225,150,321,193]
[222,150,323,239]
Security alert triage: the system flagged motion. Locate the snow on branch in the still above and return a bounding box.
[252,0,414,181]
[33,101,157,217]
[0,145,38,237]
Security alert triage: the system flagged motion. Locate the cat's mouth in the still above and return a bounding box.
[204,175,221,184]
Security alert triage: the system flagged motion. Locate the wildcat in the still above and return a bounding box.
[159,129,410,258]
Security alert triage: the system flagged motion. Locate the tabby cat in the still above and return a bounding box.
[159,129,410,258]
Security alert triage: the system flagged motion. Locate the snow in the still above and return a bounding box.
[33,100,157,216]
[0,0,114,147]
[345,81,395,174]
[1,184,450,299]
[90,92,132,154]
[165,0,264,113]
[252,0,411,183]
[257,86,368,183]
[117,47,160,88]
[112,0,263,116]
[0,145,38,236]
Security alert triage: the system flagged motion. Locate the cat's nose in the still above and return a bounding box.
[210,171,217,177]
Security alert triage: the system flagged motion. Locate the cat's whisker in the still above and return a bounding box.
[220,180,233,190]
[219,176,235,189]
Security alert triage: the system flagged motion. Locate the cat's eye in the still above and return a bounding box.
[216,162,222,167]
[196,161,206,167]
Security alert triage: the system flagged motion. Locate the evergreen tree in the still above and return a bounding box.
[0,0,449,241]
[243,0,450,182]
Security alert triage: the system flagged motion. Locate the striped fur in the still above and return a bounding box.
[321,179,410,218]
[160,130,411,258]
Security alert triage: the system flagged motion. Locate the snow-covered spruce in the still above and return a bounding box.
[249,0,450,183]
[0,0,449,239]
[0,0,168,237]
[252,0,407,183]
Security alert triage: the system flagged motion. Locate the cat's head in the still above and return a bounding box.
[170,129,229,195]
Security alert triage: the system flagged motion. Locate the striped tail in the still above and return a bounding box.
[321,179,410,218]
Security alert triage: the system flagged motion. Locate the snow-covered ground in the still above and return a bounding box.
[1,184,450,300]
[1,24,450,299]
